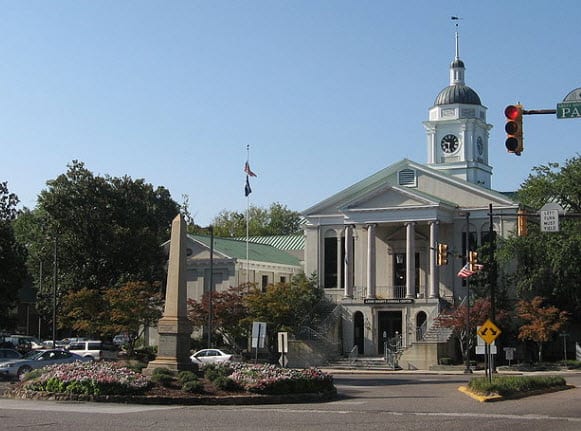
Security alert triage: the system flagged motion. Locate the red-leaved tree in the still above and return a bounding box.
[516,296,569,362]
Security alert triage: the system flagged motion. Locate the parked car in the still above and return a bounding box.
[0,348,23,362]
[1,335,43,353]
[112,334,131,346]
[190,349,240,365]
[0,349,92,380]
[67,340,118,361]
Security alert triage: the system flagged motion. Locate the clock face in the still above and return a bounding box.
[441,134,459,153]
[476,137,484,155]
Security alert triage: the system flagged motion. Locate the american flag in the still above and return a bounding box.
[457,263,483,279]
[244,161,257,177]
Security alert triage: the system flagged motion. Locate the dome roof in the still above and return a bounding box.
[434,84,481,106]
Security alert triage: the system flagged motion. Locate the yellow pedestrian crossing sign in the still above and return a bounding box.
[477,319,501,345]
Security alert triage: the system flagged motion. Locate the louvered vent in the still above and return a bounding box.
[398,169,417,187]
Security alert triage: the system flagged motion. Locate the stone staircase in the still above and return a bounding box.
[399,313,455,370]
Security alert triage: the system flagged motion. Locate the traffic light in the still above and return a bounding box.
[437,243,449,266]
[517,209,528,237]
[505,104,524,155]
[468,251,479,271]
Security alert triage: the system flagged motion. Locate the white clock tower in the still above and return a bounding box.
[423,32,493,188]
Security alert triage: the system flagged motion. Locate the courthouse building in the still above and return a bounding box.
[302,35,520,368]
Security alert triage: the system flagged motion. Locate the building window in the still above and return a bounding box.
[398,169,417,187]
[324,237,337,288]
[261,275,268,292]
[280,276,286,283]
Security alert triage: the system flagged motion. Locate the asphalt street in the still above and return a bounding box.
[1,371,580,431]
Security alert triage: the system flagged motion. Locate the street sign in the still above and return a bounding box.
[540,209,559,232]
[557,102,581,119]
[557,87,581,119]
[540,203,563,233]
[477,319,501,345]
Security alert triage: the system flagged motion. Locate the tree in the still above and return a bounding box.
[0,182,28,329]
[243,273,327,354]
[516,296,569,362]
[15,161,179,301]
[103,281,164,355]
[59,281,163,354]
[210,202,301,237]
[438,298,495,364]
[187,285,250,350]
[497,155,581,318]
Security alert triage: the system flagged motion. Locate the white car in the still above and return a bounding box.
[67,340,118,361]
[190,349,239,365]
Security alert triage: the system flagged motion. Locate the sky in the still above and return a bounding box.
[1,1,580,226]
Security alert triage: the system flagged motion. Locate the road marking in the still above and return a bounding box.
[0,399,182,414]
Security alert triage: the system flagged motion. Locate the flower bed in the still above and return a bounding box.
[21,361,150,396]
[8,361,336,404]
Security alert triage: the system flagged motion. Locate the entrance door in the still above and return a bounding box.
[377,311,402,354]
[353,311,364,354]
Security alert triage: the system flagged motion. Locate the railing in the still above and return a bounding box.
[352,285,408,300]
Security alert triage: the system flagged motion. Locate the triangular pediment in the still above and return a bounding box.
[303,158,518,220]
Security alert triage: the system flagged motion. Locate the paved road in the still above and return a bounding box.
[1,372,580,431]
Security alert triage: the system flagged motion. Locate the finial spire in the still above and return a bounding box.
[451,16,462,61]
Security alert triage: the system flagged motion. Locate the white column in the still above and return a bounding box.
[366,224,376,299]
[429,221,439,298]
[336,232,343,290]
[405,222,416,299]
[344,225,353,298]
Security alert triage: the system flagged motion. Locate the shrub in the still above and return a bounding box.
[150,373,174,387]
[152,367,174,377]
[468,375,566,396]
[203,363,233,382]
[177,371,198,384]
[182,380,205,394]
[213,376,242,392]
[439,357,453,365]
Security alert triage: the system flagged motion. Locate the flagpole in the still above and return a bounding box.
[246,144,250,285]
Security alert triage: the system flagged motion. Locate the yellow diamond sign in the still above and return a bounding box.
[477,319,501,345]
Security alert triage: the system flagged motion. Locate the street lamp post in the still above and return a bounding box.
[464,212,473,374]
[52,236,57,349]
[207,226,214,348]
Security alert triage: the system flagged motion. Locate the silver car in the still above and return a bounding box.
[0,349,92,380]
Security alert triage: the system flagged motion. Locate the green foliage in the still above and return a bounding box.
[182,379,205,393]
[0,182,28,330]
[152,367,175,377]
[209,202,301,237]
[203,363,234,382]
[150,373,174,387]
[177,371,198,384]
[497,156,581,316]
[14,160,179,331]
[468,375,566,396]
[213,376,242,391]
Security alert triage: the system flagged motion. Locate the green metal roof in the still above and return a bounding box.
[189,235,301,267]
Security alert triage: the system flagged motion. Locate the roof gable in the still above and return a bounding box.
[303,159,518,218]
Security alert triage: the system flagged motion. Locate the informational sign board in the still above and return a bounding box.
[251,322,267,348]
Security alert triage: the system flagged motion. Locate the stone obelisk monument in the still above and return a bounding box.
[145,213,193,373]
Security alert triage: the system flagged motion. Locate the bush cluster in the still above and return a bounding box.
[468,375,566,396]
